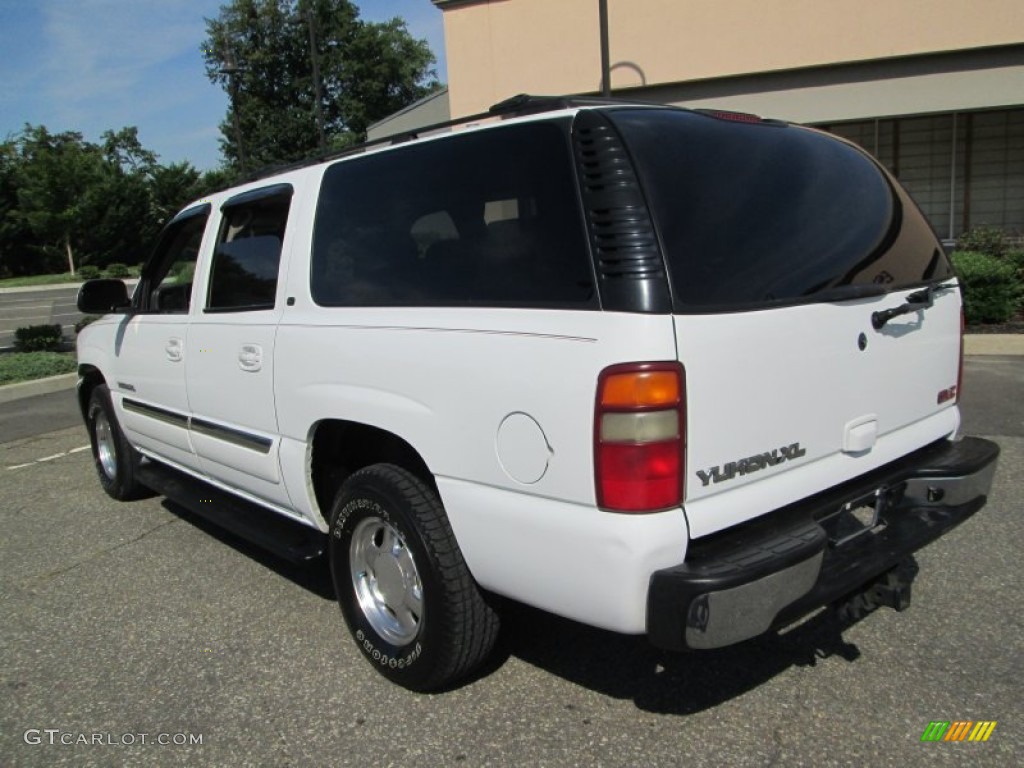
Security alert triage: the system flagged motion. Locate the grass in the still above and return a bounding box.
[0,266,140,289]
[0,351,77,386]
[0,273,81,288]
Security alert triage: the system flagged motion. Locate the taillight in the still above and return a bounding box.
[595,363,685,512]
[956,306,965,403]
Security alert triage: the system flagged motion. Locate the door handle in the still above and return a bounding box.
[165,337,184,362]
[238,344,262,372]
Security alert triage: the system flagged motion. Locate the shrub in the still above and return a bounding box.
[956,226,1009,259]
[105,262,131,278]
[75,315,102,334]
[1006,249,1024,276]
[951,250,1020,324]
[77,265,101,279]
[0,352,77,385]
[14,323,64,352]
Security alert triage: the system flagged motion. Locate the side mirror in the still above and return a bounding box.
[77,279,130,314]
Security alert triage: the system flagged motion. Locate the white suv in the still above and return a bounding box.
[76,96,999,691]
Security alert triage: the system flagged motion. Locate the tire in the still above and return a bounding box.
[328,464,499,691]
[86,384,151,501]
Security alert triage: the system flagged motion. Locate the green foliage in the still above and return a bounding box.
[951,250,1021,324]
[105,262,130,277]
[1006,249,1024,276]
[0,123,232,280]
[77,265,101,279]
[202,0,439,170]
[13,323,64,352]
[956,226,1009,259]
[0,272,77,288]
[0,351,77,385]
[75,315,102,333]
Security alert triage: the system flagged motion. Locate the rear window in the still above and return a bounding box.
[311,121,596,309]
[608,109,953,311]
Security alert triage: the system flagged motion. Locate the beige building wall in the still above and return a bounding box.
[436,0,1024,118]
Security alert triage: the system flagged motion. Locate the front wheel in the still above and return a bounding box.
[328,464,499,691]
[86,384,151,501]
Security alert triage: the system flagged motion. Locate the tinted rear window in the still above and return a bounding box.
[311,121,596,309]
[608,109,952,311]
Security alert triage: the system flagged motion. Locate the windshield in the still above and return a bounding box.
[607,108,953,311]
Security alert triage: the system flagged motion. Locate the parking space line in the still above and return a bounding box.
[5,445,91,470]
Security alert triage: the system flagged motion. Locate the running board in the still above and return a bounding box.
[136,461,325,564]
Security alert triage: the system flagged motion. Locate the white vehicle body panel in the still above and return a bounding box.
[676,289,962,537]
[102,315,200,471]
[273,307,679,515]
[436,477,689,634]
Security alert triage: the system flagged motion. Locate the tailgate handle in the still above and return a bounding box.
[843,415,877,454]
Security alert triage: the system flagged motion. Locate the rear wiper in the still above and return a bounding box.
[871,283,954,329]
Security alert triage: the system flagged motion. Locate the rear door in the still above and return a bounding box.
[608,108,962,537]
[185,184,294,508]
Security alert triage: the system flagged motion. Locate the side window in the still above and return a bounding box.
[141,208,209,313]
[206,190,291,312]
[311,122,596,308]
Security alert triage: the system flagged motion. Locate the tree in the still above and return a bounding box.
[10,126,107,275]
[0,137,36,276]
[202,0,439,171]
[0,124,223,278]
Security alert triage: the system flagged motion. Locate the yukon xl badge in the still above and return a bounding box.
[696,442,807,487]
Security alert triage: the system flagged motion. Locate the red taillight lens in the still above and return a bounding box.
[595,363,685,512]
[597,441,680,511]
[956,306,965,404]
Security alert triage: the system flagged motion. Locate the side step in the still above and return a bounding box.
[136,460,325,564]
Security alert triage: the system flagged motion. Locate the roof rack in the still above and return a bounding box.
[235,93,645,186]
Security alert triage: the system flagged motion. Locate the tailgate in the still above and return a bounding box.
[676,288,962,537]
[601,107,964,538]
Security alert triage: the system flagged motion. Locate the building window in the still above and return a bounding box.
[821,107,1023,240]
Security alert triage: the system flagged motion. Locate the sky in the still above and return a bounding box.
[0,0,447,171]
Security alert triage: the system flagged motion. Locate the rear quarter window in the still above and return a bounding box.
[607,109,953,311]
[311,121,597,309]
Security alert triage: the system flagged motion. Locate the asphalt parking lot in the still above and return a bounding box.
[1,359,1021,767]
[0,286,82,350]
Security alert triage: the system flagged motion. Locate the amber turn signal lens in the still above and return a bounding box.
[600,371,680,408]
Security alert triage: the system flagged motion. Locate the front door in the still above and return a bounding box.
[113,206,211,472]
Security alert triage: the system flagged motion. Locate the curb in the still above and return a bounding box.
[963,334,1024,356]
[0,373,78,405]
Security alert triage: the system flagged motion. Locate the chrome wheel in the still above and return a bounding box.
[349,516,423,645]
[93,409,118,481]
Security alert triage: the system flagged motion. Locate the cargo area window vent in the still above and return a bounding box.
[572,110,671,313]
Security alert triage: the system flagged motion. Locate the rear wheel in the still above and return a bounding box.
[328,464,499,691]
[86,384,151,501]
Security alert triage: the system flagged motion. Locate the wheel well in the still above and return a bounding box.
[310,420,436,525]
[77,365,105,419]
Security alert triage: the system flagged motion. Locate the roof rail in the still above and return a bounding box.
[488,93,650,116]
[235,93,640,186]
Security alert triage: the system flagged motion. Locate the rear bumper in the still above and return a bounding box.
[647,436,999,651]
